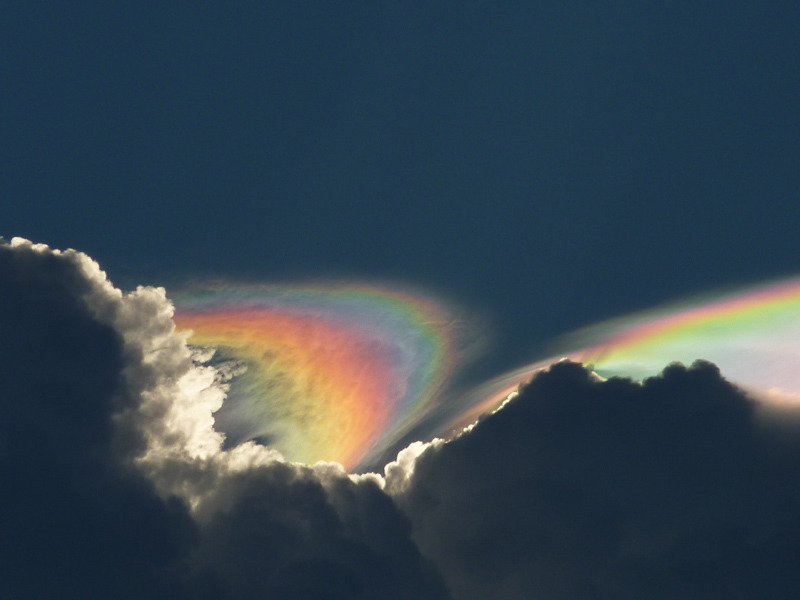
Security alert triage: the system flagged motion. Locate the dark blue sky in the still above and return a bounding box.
[4,2,799,379]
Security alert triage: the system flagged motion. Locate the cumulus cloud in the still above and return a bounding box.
[387,360,800,600]
[0,239,447,599]
[0,239,194,599]
[3,237,800,600]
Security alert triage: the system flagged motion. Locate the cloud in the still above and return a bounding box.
[0,239,448,599]
[387,360,800,600]
[0,239,194,599]
[3,237,800,599]
[192,462,450,599]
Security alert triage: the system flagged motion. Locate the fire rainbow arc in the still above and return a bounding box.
[173,276,800,471]
[172,282,460,471]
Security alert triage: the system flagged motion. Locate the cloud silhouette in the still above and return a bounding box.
[0,239,195,599]
[0,239,448,599]
[388,360,800,600]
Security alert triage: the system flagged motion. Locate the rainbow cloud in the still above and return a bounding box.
[173,275,800,471]
[450,276,800,433]
[172,282,461,471]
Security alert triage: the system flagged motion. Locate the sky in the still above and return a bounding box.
[5,2,800,375]
[3,3,800,599]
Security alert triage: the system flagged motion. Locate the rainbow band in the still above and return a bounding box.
[569,276,800,391]
[172,283,458,470]
[447,276,800,433]
[171,275,800,467]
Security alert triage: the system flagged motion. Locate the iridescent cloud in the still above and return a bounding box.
[172,282,461,470]
[448,276,800,434]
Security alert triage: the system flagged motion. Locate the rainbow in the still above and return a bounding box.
[171,275,800,468]
[171,282,460,470]
[447,276,800,433]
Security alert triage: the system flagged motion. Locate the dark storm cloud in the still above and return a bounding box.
[193,464,449,599]
[388,360,800,600]
[0,240,194,599]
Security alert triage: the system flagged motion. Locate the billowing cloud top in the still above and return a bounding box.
[0,238,451,598]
